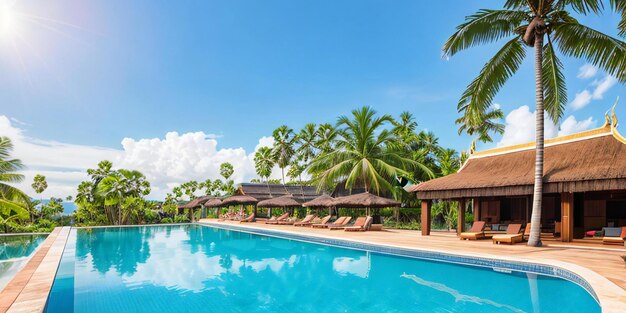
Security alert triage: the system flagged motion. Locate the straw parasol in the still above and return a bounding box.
[332,192,400,216]
[302,194,335,208]
[257,195,302,208]
[221,195,258,206]
[177,196,212,209]
[203,198,223,208]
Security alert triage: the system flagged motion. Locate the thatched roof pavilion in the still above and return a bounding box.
[257,195,302,208]
[236,183,322,202]
[178,196,212,209]
[332,192,400,208]
[409,117,626,241]
[221,195,258,206]
[302,194,335,208]
[203,198,223,208]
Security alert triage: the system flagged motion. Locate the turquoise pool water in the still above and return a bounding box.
[0,234,47,290]
[45,225,600,313]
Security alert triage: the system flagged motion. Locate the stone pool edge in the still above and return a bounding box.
[199,221,626,313]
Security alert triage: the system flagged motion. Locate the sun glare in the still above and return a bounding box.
[0,1,19,42]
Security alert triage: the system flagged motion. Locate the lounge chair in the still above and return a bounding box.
[328,216,355,230]
[312,216,346,228]
[239,213,255,223]
[492,224,522,244]
[460,221,486,240]
[345,216,373,232]
[602,227,626,245]
[277,217,296,225]
[293,215,317,227]
[301,215,331,227]
[265,213,289,224]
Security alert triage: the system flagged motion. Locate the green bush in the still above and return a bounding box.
[173,215,190,223]
[160,217,173,224]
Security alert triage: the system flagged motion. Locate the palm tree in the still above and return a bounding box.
[444,1,626,247]
[437,149,461,176]
[296,123,318,163]
[271,125,296,184]
[315,123,340,153]
[219,163,234,180]
[0,137,28,213]
[455,106,505,143]
[31,174,48,201]
[309,106,433,194]
[254,147,274,183]
[392,111,419,142]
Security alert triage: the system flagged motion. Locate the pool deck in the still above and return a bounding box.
[199,219,626,312]
[1,222,624,312]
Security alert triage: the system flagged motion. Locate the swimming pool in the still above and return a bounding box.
[0,234,47,290]
[45,224,600,313]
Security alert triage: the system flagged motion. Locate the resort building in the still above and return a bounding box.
[410,114,626,242]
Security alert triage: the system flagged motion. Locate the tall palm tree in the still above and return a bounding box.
[315,123,340,153]
[392,111,419,142]
[254,147,274,183]
[444,1,626,246]
[0,137,28,213]
[455,107,505,143]
[437,149,461,176]
[296,123,318,163]
[272,125,296,184]
[309,106,433,194]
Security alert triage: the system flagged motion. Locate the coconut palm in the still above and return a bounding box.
[455,106,505,143]
[444,1,626,246]
[392,111,419,142]
[219,163,234,180]
[296,123,318,162]
[254,146,274,183]
[31,174,48,200]
[437,148,461,176]
[271,125,296,184]
[309,106,433,194]
[315,123,340,153]
[0,137,28,213]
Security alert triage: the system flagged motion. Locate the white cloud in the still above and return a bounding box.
[570,75,617,110]
[498,106,596,147]
[0,115,282,200]
[577,64,598,79]
[571,90,593,110]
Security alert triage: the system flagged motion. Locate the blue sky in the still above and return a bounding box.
[1,0,625,198]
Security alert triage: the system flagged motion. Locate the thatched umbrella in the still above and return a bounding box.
[258,195,301,216]
[221,195,258,215]
[177,196,213,222]
[203,198,223,208]
[332,192,400,216]
[302,194,336,216]
[257,195,301,208]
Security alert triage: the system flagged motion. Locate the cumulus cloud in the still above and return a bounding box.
[0,115,281,200]
[498,106,596,147]
[570,75,617,110]
[577,64,598,79]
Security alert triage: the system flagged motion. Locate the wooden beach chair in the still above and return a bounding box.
[293,215,316,227]
[492,224,523,244]
[602,227,626,245]
[265,213,289,224]
[345,216,373,232]
[312,216,346,228]
[328,216,358,230]
[459,221,486,240]
[239,213,255,223]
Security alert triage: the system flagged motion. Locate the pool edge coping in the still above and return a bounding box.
[198,221,626,313]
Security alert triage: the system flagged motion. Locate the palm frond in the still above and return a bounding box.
[558,0,604,14]
[611,0,626,37]
[542,35,567,123]
[458,38,526,120]
[552,21,626,81]
[443,9,529,57]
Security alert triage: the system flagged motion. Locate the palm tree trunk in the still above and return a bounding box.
[528,33,545,247]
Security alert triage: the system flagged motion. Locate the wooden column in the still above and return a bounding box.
[561,192,574,242]
[189,208,195,222]
[473,198,481,222]
[457,199,466,236]
[421,200,432,236]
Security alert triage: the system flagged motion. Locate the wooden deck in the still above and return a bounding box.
[200,219,626,311]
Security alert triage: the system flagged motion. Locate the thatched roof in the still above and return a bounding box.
[237,183,321,202]
[221,195,258,206]
[203,198,223,208]
[410,124,626,199]
[257,195,302,208]
[178,196,212,209]
[332,192,400,208]
[302,194,335,208]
